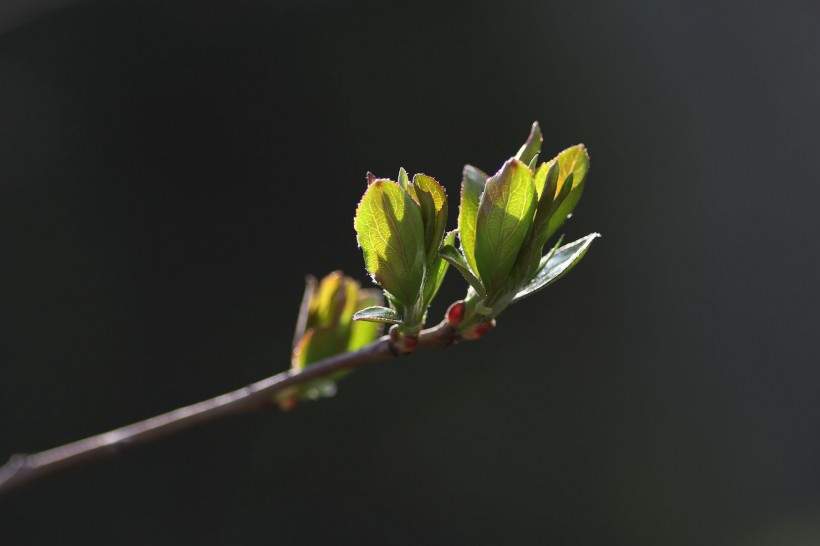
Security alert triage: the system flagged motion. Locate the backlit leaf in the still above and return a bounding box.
[544,145,590,241]
[354,179,426,305]
[348,289,384,351]
[458,165,488,276]
[413,174,448,264]
[474,158,537,297]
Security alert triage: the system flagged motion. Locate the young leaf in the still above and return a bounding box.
[458,165,488,276]
[515,121,543,166]
[348,289,384,351]
[544,145,590,241]
[352,306,403,324]
[413,174,448,265]
[439,244,486,299]
[397,167,410,190]
[423,230,456,307]
[354,179,426,306]
[474,158,537,297]
[516,161,560,280]
[293,327,346,369]
[513,233,600,301]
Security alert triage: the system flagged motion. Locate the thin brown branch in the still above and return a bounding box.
[0,322,458,498]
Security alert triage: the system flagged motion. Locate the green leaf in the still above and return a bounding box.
[397,167,410,190]
[439,243,486,299]
[348,289,384,351]
[354,179,426,306]
[515,162,560,281]
[423,230,456,307]
[515,121,543,166]
[352,305,403,324]
[413,174,448,265]
[513,233,600,301]
[474,158,537,297]
[293,327,346,369]
[544,145,590,241]
[458,165,488,276]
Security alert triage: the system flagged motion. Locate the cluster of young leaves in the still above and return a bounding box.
[441,123,599,337]
[351,121,598,348]
[352,171,454,351]
[277,272,384,408]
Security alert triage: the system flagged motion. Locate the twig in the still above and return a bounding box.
[0,322,458,497]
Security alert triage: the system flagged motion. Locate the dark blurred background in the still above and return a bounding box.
[1,0,819,544]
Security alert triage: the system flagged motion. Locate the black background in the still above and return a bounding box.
[2,0,819,544]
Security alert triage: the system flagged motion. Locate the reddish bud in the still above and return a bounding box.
[446,301,465,325]
[389,325,418,354]
[401,335,419,353]
[462,319,496,340]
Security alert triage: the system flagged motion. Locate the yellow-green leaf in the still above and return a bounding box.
[354,179,426,306]
[544,145,590,241]
[413,174,448,264]
[458,164,488,276]
[348,289,384,351]
[474,158,537,298]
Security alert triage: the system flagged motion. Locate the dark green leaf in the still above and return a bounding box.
[439,243,486,299]
[513,233,600,301]
[423,230,456,307]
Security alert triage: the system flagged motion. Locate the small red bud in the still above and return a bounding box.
[446,301,465,325]
[401,335,418,353]
[389,325,418,354]
[462,319,496,340]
